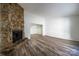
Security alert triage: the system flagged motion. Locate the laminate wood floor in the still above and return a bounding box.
[1,34,79,56]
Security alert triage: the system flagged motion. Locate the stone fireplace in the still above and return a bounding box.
[0,3,24,51]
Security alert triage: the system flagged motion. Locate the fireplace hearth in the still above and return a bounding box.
[12,30,23,43]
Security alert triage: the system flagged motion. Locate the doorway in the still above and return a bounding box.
[31,24,43,35]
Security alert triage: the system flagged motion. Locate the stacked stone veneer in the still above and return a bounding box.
[0,3,24,51]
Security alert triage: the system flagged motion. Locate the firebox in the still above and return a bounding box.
[12,30,23,43]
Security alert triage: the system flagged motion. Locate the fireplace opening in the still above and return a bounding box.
[12,30,23,43]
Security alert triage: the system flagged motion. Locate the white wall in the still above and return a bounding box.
[70,16,79,41]
[24,10,79,41]
[45,17,71,40]
[24,11,31,39]
[24,11,45,39]
[45,16,79,41]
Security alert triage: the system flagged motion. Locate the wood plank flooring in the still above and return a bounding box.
[1,34,79,56]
